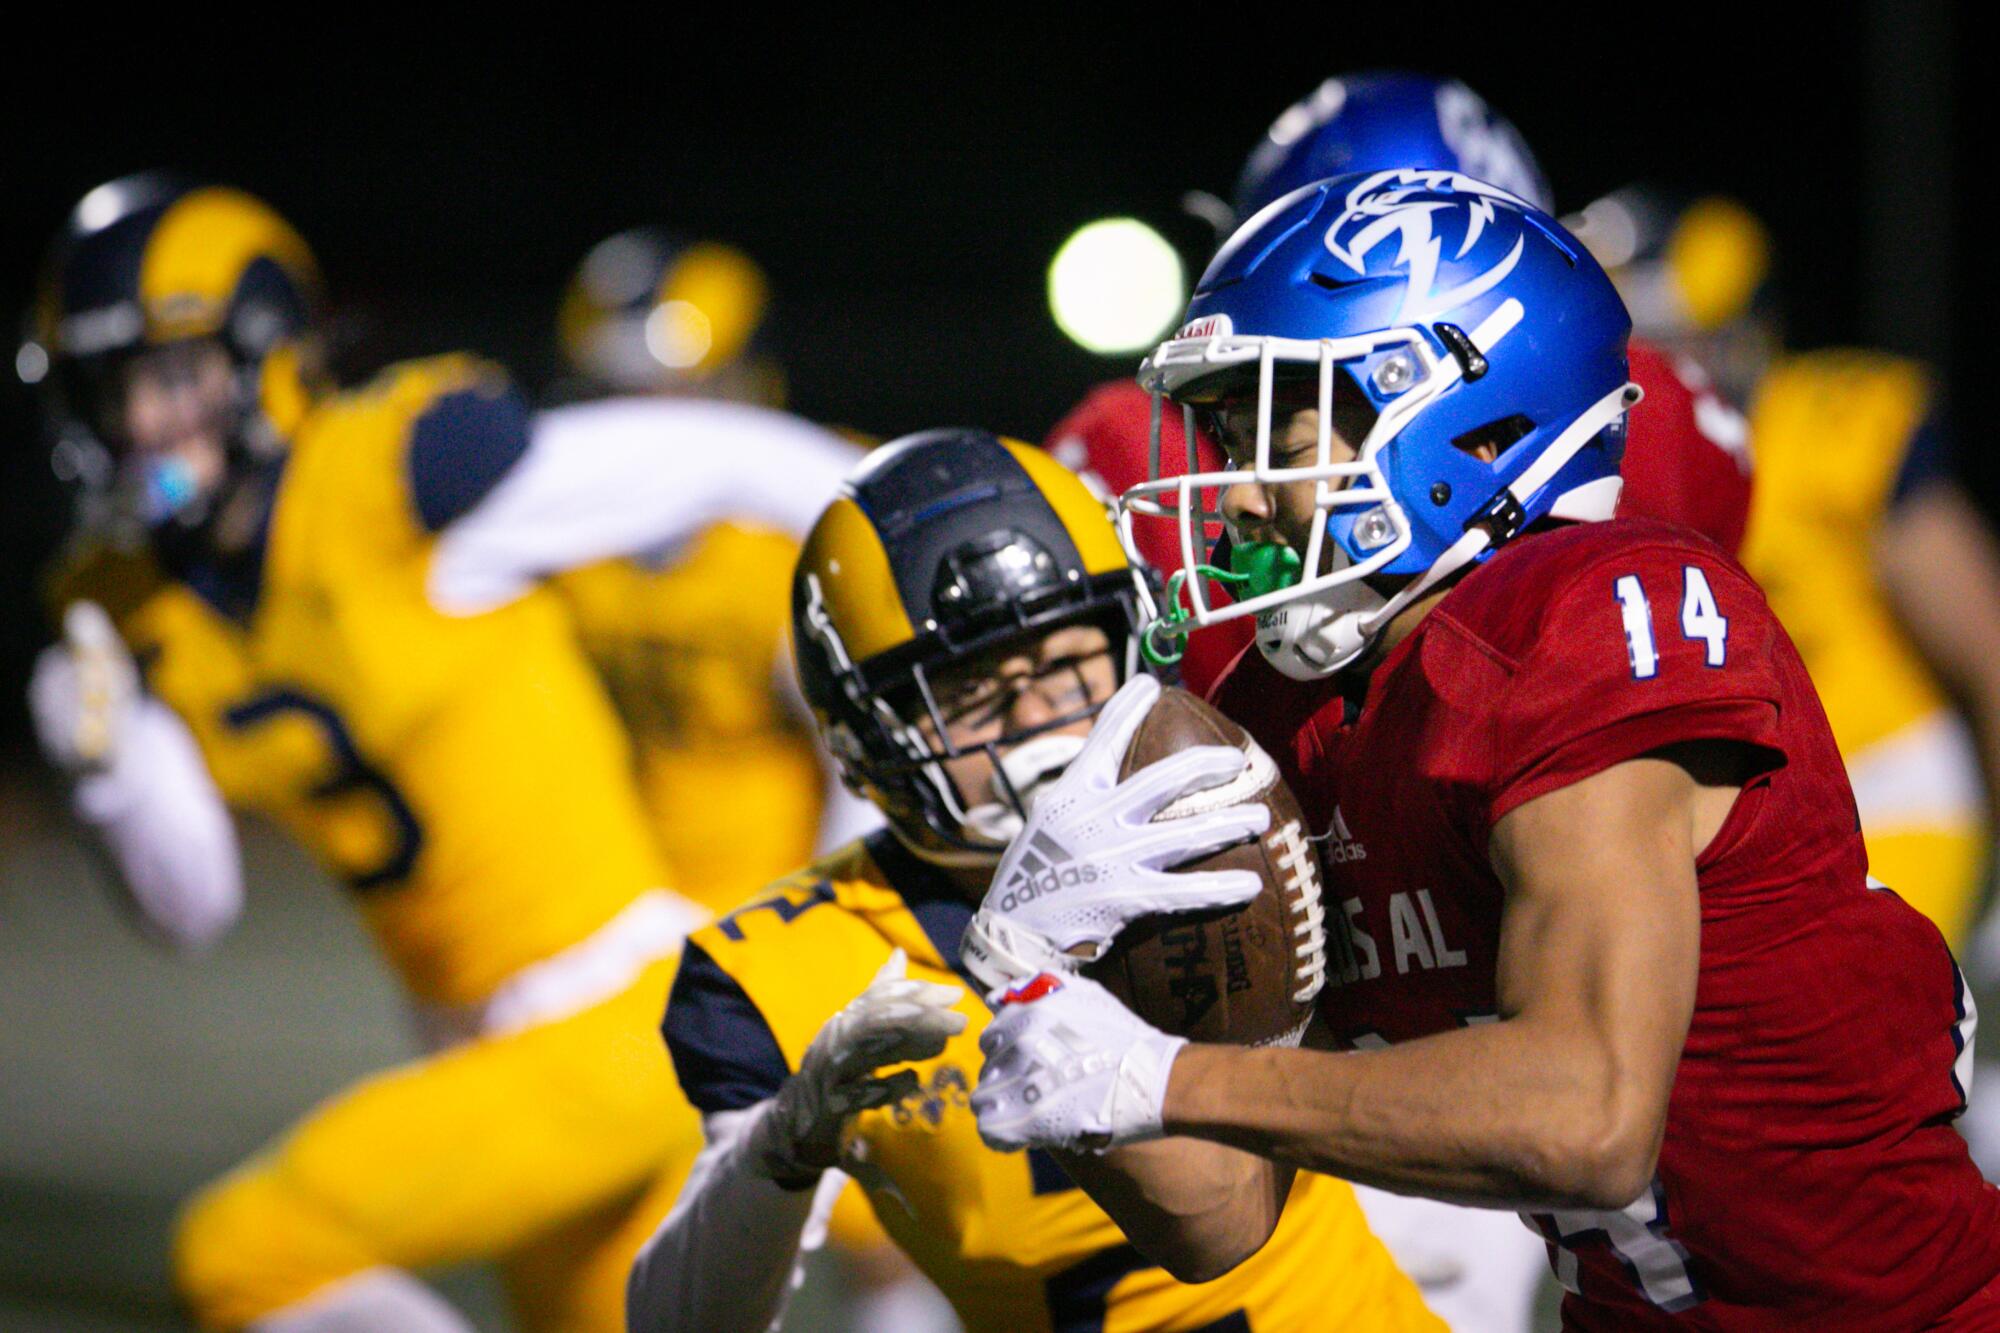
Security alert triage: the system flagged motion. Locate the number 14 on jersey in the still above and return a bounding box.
[1615,566,1729,679]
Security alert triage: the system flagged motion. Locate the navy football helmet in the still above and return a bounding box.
[21,173,321,531]
[794,429,1152,861]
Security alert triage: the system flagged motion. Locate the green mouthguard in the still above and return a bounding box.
[1139,541,1303,667]
[1227,540,1303,599]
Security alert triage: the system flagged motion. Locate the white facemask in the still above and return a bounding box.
[959,732,1088,845]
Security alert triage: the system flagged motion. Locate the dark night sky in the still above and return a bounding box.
[0,10,1973,740]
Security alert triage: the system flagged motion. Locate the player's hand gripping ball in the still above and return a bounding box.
[972,970,1186,1153]
[962,675,1327,1047]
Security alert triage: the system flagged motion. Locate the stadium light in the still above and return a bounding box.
[1047,218,1185,355]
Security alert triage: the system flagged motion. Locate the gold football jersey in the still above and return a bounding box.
[1740,349,1987,941]
[555,519,824,914]
[666,833,1441,1333]
[58,356,671,1006]
[1741,351,1943,756]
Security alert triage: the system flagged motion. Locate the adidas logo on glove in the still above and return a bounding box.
[994,830,1104,911]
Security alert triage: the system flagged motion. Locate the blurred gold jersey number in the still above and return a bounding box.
[555,517,827,915]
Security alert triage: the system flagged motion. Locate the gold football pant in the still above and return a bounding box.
[172,956,701,1332]
[1846,711,1991,951]
[1866,825,1988,951]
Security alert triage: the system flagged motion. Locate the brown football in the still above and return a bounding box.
[1083,687,1327,1046]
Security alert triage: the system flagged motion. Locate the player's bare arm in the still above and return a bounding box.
[1052,1138,1296,1284]
[1877,479,2000,827]
[1166,747,1734,1211]
[978,743,1730,1284]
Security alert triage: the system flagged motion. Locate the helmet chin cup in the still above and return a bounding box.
[957,732,1087,846]
[1255,547,1388,680]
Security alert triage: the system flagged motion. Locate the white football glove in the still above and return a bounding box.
[30,602,138,774]
[748,948,968,1186]
[960,674,1270,993]
[972,970,1186,1153]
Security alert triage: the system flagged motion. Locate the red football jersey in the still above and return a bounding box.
[1210,519,2000,1331]
[1044,379,1251,696]
[1620,340,1754,558]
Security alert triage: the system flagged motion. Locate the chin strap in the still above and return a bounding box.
[1336,380,1641,654]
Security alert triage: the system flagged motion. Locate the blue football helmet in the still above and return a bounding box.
[1235,72,1554,222]
[1123,169,1636,679]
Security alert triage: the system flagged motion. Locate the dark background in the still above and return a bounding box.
[0,7,1974,747]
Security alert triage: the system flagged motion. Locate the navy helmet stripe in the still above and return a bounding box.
[58,201,173,338]
[844,428,1087,632]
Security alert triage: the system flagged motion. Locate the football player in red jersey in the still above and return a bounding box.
[965,172,2000,1329]
[1045,73,1751,700]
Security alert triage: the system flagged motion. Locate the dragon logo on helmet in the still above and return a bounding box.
[1321,169,1535,325]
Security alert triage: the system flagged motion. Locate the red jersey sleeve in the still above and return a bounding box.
[1618,341,1754,558]
[1482,542,1786,826]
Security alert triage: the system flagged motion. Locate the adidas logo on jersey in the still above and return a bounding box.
[995,830,1103,912]
[1318,805,1367,863]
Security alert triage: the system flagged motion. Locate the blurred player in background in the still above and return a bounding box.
[628,427,1440,1332]
[549,226,942,1328]
[1048,72,1752,708]
[554,226,786,409]
[1570,187,1998,953]
[20,176,857,1332]
[548,226,878,916]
